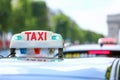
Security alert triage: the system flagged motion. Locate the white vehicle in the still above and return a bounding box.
[0,56,117,80]
[8,30,64,61]
[0,35,119,80]
[59,44,120,58]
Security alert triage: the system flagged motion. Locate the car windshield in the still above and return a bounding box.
[0,0,120,80]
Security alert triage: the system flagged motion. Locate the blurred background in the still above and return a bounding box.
[0,0,119,50]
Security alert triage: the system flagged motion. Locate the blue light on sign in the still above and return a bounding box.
[20,48,27,54]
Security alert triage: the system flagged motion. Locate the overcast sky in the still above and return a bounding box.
[44,0,120,36]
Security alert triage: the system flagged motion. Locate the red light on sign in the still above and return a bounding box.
[34,48,40,54]
[102,38,116,42]
[25,32,47,41]
[88,50,110,54]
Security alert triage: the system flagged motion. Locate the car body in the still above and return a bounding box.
[105,58,120,80]
[0,56,117,80]
[1,31,120,80]
[55,44,120,80]
[62,44,120,58]
[0,44,120,80]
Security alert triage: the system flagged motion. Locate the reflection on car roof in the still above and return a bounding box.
[64,44,120,52]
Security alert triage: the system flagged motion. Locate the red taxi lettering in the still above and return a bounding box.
[38,32,43,40]
[25,32,31,40]
[25,32,47,41]
[45,32,47,40]
[31,32,37,40]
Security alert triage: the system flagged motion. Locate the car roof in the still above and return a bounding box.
[64,44,120,52]
[0,57,114,75]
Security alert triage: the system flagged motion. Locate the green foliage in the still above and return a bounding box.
[53,13,70,39]
[7,0,32,33]
[31,1,49,30]
[0,0,103,43]
[9,0,50,33]
[53,13,103,44]
[85,30,103,43]
[0,0,11,32]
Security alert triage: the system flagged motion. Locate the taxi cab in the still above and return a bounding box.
[62,37,119,58]
[62,44,120,58]
[0,31,119,80]
[54,44,120,80]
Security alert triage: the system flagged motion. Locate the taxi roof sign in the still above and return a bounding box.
[10,30,64,48]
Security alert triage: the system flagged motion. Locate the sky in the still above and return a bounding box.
[44,0,120,36]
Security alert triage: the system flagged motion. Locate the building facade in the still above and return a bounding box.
[107,14,120,42]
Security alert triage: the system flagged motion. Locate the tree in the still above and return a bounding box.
[31,1,50,30]
[8,0,32,33]
[53,13,70,40]
[85,30,104,43]
[0,0,11,32]
[53,12,104,44]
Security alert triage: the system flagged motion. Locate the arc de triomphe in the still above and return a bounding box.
[107,14,120,42]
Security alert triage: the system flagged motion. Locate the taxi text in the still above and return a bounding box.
[25,32,47,41]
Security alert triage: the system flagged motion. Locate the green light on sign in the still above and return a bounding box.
[14,36,22,40]
[52,35,61,40]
